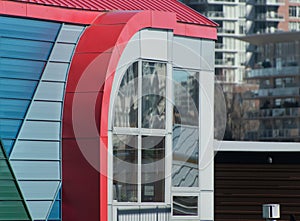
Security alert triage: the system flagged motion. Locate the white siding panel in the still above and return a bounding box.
[27,101,62,121]
[57,24,84,43]
[42,62,69,82]
[27,201,52,220]
[173,36,201,69]
[49,43,75,62]
[34,82,65,101]
[201,40,215,71]
[18,121,60,141]
[10,141,59,160]
[140,29,168,61]
[19,181,59,200]
[10,161,60,180]
[200,191,214,221]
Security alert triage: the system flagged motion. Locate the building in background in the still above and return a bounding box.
[241,31,300,142]
[183,0,300,84]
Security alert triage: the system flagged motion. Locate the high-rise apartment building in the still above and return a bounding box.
[183,0,300,83]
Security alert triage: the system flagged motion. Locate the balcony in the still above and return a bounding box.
[255,13,284,21]
[245,107,300,119]
[245,87,300,99]
[245,128,300,140]
[204,11,224,18]
[246,66,300,79]
[255,0,285,5]
[217,28,235,35]
[208,0,238,4]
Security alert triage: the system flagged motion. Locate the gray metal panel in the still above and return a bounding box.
[173,36,201,69]
[117,32,140,69]
[57,24,84,43]
[18,121,60,141]
[49,43,75,62]
[27,101,62,121]
[18,181,59,200]
[42,62,69,82]
[34,82,65,101]
[26,201,52,220]
[10,141,59,160]
[140,29,168,61]
[10,161,60,180]
[201,40,215,71]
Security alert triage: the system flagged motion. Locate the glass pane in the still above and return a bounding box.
[172,125,199,187]
[113,135,138,202]
[173,196,198,216]
[114,62,138,128]
[173,69,199,126]
[142,136,165,202]
[142,62,166,129]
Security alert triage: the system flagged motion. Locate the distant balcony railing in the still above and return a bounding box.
[245,87,300,98]
[255,0,284,5]
[217,28,235,34]
[246,128,300,140]
[246,107,300,119]
[246,66,300,79]
[256,13,284,21]
[204,11,224,18]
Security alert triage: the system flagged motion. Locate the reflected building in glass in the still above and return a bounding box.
[240,31,300,141]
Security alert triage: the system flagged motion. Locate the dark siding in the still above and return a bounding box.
[215,152,300,221]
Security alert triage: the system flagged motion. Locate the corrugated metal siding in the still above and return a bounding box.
[215,163,300,221]
[0,16,61,156]
[0,141,30,220]
[5,21,84,221]
[14,0,218,26]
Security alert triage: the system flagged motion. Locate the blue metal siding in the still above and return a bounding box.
[0,16,61,156]
[0,16,61,42]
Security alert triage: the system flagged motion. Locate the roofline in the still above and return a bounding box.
[236,31,300,45]
[0,1,217,39]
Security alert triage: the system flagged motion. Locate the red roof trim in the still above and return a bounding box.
[0,1,101,24]
[4,0,218,26]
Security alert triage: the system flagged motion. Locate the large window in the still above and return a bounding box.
[112,62,202,216]
[113,61,167,203]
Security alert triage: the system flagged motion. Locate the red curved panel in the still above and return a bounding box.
[62,10,178,221]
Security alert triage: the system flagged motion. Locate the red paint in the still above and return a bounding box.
[63,10,203,221]
[0,1,101,24]
[6,0,218,26]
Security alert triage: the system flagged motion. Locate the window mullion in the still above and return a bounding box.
[138,60,142,203]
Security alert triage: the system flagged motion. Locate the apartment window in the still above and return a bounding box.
[289,6,298,17]
[113,61,167,203]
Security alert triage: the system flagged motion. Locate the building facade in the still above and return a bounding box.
[183,0,300,83]
[241,32,300,142]
[0,0,217,221]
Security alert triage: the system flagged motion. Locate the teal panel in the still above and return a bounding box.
[0,160,13,179]
[0,180,22,200]
[0,201,30,220]
[0,141,30,220]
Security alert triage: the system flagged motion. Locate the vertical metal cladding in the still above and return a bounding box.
[0,16,84,221]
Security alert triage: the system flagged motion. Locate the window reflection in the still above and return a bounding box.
[113,135,138,202]
[114,62,138,128]
[173,196,198,216]
[173,70,199,126]
[142,62,166,129]
[141,136,165,202]
[172,69,199,187]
